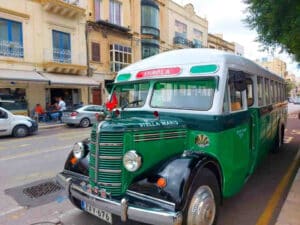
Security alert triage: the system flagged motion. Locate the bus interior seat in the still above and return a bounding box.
[231,102,241,111]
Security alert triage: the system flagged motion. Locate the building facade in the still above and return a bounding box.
[0,0,96,115]
[233,42,244,56]
[208,33,234,53]
[86,0,141,104]
[164,2,208,51]
[257,57,287,77]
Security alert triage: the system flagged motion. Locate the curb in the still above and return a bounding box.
[38,123,66,130]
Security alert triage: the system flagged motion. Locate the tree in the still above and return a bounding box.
[244,0,300,61]
[285,79,296,96]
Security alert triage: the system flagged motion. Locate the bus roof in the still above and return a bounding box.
[115,48,284,83]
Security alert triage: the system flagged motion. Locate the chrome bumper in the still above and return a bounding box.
[56,172,182,225]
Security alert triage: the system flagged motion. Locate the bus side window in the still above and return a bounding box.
[257,77,264,106]
[246,78,254,107]
[229,79,243,111]
[265,78,270,105]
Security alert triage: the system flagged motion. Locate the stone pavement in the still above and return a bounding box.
[275,168,300,225]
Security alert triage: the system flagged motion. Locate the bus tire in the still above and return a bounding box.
[273,124,284,153]
[13,125,29,138]
[184,168,220,225]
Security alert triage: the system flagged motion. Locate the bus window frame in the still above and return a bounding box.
[228,71,247,113]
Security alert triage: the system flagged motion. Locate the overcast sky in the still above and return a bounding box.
[173,0,300,77]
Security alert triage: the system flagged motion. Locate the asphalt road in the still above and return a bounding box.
[0,104,299,225]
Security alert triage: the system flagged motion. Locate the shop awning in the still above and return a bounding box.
[42,73,99,86]
[0,69,47,82]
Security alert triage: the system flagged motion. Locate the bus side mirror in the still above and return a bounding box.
[232,71,247,91]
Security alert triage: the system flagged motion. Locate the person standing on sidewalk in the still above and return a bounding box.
[56,96,66,122]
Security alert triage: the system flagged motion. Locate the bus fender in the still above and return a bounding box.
[63,138,90,176]
[128,151,223,210]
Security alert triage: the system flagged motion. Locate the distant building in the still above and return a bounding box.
[233,42,244,56]
[208,33,235,53]
[257,57,287,77]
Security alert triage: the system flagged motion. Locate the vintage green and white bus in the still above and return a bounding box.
[57,49,287,225]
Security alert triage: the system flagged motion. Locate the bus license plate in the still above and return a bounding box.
[82,201,112,224]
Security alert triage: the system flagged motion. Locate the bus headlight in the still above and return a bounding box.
[72,142,85,159]
[123,150,142,172]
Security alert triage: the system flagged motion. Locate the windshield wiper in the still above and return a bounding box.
[121,99,143,110]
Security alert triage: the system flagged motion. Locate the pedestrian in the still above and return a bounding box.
[34,103,46,122]
[56,96,66,122]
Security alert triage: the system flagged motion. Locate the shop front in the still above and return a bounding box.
[0,69,47,116]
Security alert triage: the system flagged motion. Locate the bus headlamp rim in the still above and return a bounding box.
[123,150,142,172]
[72,142,85,159]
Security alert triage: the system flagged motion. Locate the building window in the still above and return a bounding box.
[109,0,121,25]
[141,0,159,37]
[141,39,159,59]
[110,44,131,72]
[91,42,100,62]
[193,28,202,48]
[0,18,23,58]
[52,30,71,63]
[175,20,187,38]
[94,0,101,21]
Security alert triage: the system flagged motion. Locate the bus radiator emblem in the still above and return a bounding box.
[195,134,209,147]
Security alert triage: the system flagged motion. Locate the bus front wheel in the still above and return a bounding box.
[184,168,220,225]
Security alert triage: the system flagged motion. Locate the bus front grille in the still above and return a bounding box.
[90,131,124,196]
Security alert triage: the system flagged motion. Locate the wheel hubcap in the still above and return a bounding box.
[82,119,89,127]
[17,128,26,136]
[187,185,216,225]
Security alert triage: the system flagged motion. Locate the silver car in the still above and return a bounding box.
[61,105,104,128]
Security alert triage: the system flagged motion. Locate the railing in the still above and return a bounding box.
[0,41,24,58]
[53,48,72,64]
[141,26,160,38]
[173,36,194,48]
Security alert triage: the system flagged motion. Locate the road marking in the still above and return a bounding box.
[0,206,25,217]
[0,145,72,161]
[255,148,300,225]
[0,130,89,146]
[17,144,31,148]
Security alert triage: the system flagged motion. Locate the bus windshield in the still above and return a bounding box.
[151,78,216,111]
[111,82,150,109]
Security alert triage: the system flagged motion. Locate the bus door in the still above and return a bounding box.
[228,71,255,179]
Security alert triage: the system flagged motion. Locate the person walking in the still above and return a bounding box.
[56,96,66,122]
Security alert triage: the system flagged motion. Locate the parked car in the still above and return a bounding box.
[0,107,38,138]
[61,105,105,128]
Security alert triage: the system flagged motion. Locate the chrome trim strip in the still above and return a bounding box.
[98,182,122,187]
[127,190,176,208]
[99,169,122,173]
[135,135,186,142]
[134,131,187,137]
[100,143,123,147]
[90,154,122,160]
[95,121,106,183]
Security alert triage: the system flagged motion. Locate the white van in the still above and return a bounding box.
[0,107,38,137]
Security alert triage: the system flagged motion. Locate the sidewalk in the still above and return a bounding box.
[275,168,300,225]
[38,121,66,130]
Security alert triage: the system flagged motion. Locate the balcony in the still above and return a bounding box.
[141,26,160,38]
[173,36,194,48]
[40,0,85,18]
[95,20,131,36]
[43,48,87,74]
[0,41,23,58]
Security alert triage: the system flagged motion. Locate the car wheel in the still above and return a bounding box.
[183,168,220,225]
[13,125,29,138]
[80,118,90,128]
